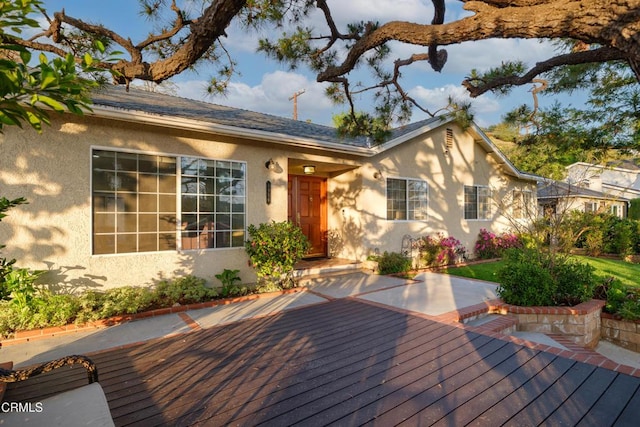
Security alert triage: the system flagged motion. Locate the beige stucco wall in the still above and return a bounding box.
[0,116,533,291]
[326,124,536,260]
[0,115,293,291]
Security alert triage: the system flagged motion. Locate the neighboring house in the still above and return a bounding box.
[0,86,537,289]
[566,160,640,200]
[537,180,629,218]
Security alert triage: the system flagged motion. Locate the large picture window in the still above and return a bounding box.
[387,178,428,221]
[464,185,491,220]
[92,149,245,255]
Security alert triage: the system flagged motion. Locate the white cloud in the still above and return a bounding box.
[409,84,505,127]
[175,71,336,125]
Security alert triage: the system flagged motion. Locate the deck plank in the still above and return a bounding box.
[4,298,640,427]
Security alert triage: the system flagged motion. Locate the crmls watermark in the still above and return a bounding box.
[0,401,44,413]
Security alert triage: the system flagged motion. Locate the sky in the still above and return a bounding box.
[38,0,576,128]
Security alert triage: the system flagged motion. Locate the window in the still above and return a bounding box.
[180,157,246,250]
[584,201,598,213]
[387,178,428,221]
[92,149,245,255]
[512,189,533,219]
[464,185,491,220]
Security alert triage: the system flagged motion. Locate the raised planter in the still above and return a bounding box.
[601,313,640,352]
[492,299,605,348]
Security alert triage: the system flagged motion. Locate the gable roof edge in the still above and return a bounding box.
[88,104,374,157]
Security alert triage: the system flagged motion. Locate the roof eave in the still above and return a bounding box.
[88,105,374,157]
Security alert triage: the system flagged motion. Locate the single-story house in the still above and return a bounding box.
[0,86,537,289]
[566,160,640,200]
[537,180,629,218]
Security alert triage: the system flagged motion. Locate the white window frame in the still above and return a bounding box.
[464,185,492,220]
[386,177,429,221]
[91,147,246,255]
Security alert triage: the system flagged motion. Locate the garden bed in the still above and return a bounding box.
[0,287,305,346]
[601,313,640,352]
[492,299,605,348]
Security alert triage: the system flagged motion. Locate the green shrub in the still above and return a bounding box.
[596,278,640,321]
[154,275,216,306]
[374,251,412,275]
[473,228,521,260]
[245,221,309,288]
[417,234,466,267]
[552,258,597,306]
[214,269,245,298]
[32,292,80,327]
[496,250,555,306]
[97,286,155,318]
[497,248,596,307]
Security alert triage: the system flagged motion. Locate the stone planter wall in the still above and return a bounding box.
[493,300,605,348]
[601,313,640,352]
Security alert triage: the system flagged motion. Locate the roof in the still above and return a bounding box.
[567,160,640,174]
[89,85,372,149]
[537,180,629,202]
[86,85,535,181]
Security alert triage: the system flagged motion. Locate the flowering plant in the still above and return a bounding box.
[416,233,466,267]
[474,228,521,259]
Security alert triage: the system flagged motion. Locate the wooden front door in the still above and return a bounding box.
[288,175,327,257]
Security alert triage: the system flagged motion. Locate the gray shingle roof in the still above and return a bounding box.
[537,180,628,201]
[89,85,454,148]
[89,85,375,147]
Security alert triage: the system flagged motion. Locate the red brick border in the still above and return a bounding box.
[0,287,305,346]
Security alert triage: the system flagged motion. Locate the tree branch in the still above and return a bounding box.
[462,47,628,97]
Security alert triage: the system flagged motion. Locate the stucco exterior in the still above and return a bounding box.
[327,124,537,260]
[0,87,537,290]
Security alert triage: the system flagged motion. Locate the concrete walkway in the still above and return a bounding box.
[1,271,637,371]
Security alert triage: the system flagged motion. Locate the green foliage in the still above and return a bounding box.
[416,234,466,267]
[473,229,521,260]
[0,0,101,132]
[595,278,640,321]
[497,249,596,307]
[214,269,245,298]
[496,250,556,306]
[0,196,27,296]
[97,286,156,318]
[465,61,527,96]
[567,212,640,257]
[332,111,391,145]
[630,199,640,220]
[155,275,217,306]
[245,221,309,288]
[3,267,43,311]
[371,251,412,275]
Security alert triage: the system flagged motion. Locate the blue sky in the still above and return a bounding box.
[39,0,577,128]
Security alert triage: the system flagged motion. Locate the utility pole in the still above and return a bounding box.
[288,89,305,120]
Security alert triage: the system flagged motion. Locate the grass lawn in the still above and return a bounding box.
[444,256,640,288]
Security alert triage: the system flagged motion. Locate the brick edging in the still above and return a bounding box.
[0,287,305,346]
[490,299,606,315]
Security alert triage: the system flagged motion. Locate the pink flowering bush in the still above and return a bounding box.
[474,228,521,259]
[416,233,467,267]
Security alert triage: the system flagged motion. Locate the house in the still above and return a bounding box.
[566,160,640,200]
[537,180,629,218]
[0,86,537,289]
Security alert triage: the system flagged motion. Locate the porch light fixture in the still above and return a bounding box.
[373,170,383,180]
[303,165,316,175]
[265,158,276,170]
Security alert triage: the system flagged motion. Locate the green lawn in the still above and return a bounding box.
[445,256,640,288]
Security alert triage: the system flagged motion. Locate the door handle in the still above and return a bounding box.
[296,212,301,225]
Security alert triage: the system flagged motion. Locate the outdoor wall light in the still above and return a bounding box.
[303,165,316,175]
[265,158,276,170]
[373,170,383,180]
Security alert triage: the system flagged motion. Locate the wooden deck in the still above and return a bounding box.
[5,298,640,426]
